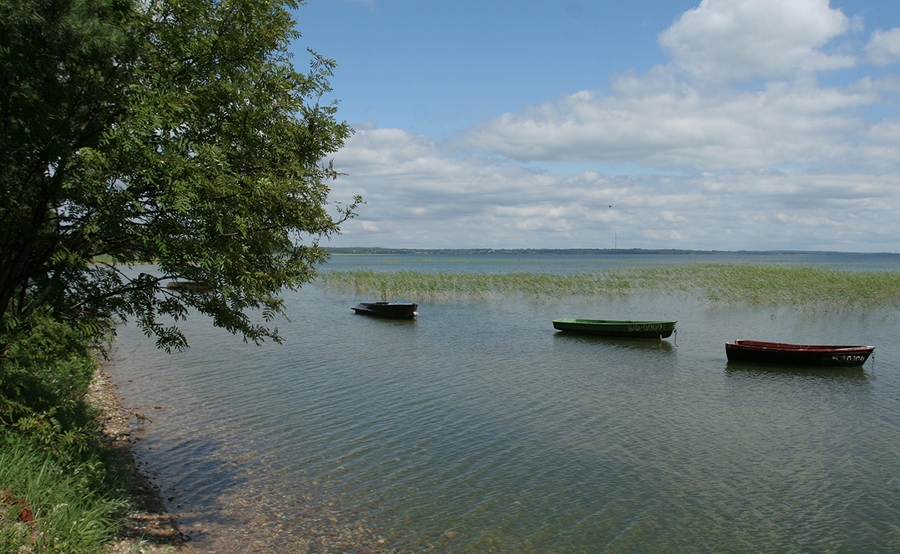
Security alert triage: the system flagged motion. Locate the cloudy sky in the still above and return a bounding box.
[293,0,900,252]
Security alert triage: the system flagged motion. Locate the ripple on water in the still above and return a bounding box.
[108,283,900,552]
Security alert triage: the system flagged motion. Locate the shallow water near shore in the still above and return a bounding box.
[107,253,900,552]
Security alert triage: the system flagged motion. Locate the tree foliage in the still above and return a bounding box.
[0,0,359,352]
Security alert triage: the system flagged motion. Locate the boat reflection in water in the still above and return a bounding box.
[552,332,676,352]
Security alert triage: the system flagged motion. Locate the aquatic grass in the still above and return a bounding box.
[663,264,900,307]
[318,264,900,309]
[319,270,638,301]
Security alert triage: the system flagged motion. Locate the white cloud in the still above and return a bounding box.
[866,28,900,65]
[457,74,888,171]
[659,0,854,83]
[454,1,895,172]
[330,129,900,251]
[325,1,900,252]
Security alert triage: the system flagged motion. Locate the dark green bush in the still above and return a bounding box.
[1,308,123,487]
[1,309,101,434]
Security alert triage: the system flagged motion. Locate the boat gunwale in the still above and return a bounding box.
[552,318,677,326]
[727,340,874,354]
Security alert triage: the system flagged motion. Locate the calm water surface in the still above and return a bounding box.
[107,253,900,552]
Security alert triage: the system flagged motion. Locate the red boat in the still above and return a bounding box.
[725,340,874,367]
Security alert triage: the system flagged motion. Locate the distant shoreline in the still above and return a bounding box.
[325,247,900,256]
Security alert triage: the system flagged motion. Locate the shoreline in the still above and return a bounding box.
[89,367,197,553]
[91,362,409,553]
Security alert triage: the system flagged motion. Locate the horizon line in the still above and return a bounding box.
[324,247,900,256]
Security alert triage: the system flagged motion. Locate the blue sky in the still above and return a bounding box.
[290,0,900,252]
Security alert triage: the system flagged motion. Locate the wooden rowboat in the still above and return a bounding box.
[165,281,212,292]
[725,340,874,367]
[352,302,418,319]
[552,319,676,339]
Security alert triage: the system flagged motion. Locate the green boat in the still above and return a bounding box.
[552,319,677,339]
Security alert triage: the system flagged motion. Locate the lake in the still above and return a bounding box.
[107,252,900,552]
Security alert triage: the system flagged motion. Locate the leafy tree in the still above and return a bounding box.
[0,0,360,353]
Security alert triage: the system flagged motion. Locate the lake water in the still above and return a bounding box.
[107,252,900,552]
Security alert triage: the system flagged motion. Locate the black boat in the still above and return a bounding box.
[352,302,418,319]
[166,281,213,292]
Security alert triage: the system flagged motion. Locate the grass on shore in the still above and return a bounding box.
[0,432,126,553]
[319,263,900,308]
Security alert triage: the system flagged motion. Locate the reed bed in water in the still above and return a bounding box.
[319,264,900,308]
